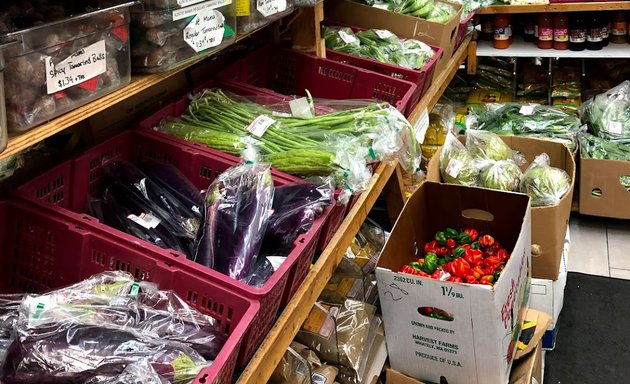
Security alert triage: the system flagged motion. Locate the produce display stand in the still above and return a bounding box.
[236,38,473,384]
[476,1,630,14]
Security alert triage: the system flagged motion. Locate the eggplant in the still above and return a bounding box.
[194,163,274,281]
[138,160,204,212]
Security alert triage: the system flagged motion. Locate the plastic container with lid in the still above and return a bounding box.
[569,13,586,51]
[130,1,236,73]
[611,11,626,44]
[537,13,553,49]
[553,13,569,50]
[236,0,294,34]
[493,14,511,49]
[0,2,133,133]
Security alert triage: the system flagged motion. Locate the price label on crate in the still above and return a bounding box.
[607,121,623,135]
[375,29,394,39]
[184,9,225,52]
[256,0,287,17]
[338,30,358,45]
[127,213,161,229]
[44,40,107,94]
[247,115,276,137]
[413,108,430,144]
[519,105,535,116]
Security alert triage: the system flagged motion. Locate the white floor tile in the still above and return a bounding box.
[567,215,609,277]
[607,220,630,270]
[610,268,630,280]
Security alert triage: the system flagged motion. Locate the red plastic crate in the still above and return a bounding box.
[0,199,258,384]
[456,12,475,50]
[323,24,443,116]
[216,46,418,116]
[15,130,327,367]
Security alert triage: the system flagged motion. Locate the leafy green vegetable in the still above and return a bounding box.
[440,131,479,186]
[519,153,571,207]
[479,160,522,191]
[580,80,630,141]
[466,129,512,161]
[426,2,455,23]
[579,132,630,160]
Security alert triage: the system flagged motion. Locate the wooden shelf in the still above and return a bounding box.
[477,1,630,14]
[235,38,472,384]
[0,22,277,161]
[477,35,630,58]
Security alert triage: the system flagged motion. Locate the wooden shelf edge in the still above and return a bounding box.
[407,36,471,124]
[0,20,283,161]
[236,161,400,384]
[477,1,630,14]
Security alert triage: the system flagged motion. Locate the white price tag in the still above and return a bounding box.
[445,158,463,178]
[177,0,205,6]
[247,115,276,137]
[127,213,161,229]
[519,105,535,115]
[375,29,394,39]
[44,40,107,94]
[272,111,292,117]
[373,3,389,9]
[183,9,225,52]
[413,108,430,144]
[289,97,314,118]
[607,121,623,135]
[338,30,358,45]
[173,0,232,20]
[256,0,287,17]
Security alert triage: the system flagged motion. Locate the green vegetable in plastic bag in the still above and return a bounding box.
[323,26,360,50]
[356,29,400,46]
[580,80,630,141]
[578,132,630,160]
[440,131,479,186]
[465,129,513,161]
[519,153,571,207]
[426,2,455,23]
[479,160,522,191]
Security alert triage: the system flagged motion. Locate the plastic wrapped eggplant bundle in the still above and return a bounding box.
[84,361,168,384]
[580,80,630,141]
[194,162,274,280]
[0,294,24,364]
[519,153,571,207]
[0,1,132,133]
[260,181,333,257]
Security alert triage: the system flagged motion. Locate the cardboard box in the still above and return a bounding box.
[324,0,462,73]
[376,182,531,384]
[427,136,576,280]
[579,157,630,219]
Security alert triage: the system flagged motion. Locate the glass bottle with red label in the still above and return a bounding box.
[494,14,511,49]
[537,13,553,49]
[553,13,569,50]
[587,13,603,50]
[569,13,586,51]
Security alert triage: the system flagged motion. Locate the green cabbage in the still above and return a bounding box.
[479,160,522,191]
[519,153,571,207]
[440,132,479,186]
[466,129,512,161]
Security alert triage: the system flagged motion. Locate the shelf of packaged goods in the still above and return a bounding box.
[0,20,286,162]
[235,37,473,384]
[477,1,630,14]
[476,35,630,58]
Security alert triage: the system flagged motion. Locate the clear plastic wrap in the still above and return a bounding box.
[236,0,295,34]
[579,132,630,160]
[270,347,312,384]
[439,131,479,186]
[83,361,168,384]
[2,271,225,383]
[194,162,274,281]
[580,80,630,141]
[465,129,522,162]
[519,153,571,207]
[260,180,333,257]
[139,160,204,212]
[0,294,24,365]
[478,159,522,192]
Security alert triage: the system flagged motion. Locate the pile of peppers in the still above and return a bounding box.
[399,228,509,286]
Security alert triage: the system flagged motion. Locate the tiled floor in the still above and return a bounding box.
[569,214,630,278]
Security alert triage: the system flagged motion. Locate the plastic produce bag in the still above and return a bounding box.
[83,361,168,384]
[269,347,312,384]
[194,162,274,281]
[260,181,333,257]
[478,159,522,192]
[465,129,520,162]
[580,80,630,141]
[139,160,204,213]
[519,153,571,207]
[579,132,630,160]
[439,131,479,186]
[0,295,24,365]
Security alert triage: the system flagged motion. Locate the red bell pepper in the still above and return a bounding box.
[435,247,449,256]
[479,275,495,285]
[464,249,483,266]
[497,248,509,262]
[431,269,450,281]
[424,240,438,254]
[479,234,495,247]
[464,275,479,284]
[451,258,471,278]
[446,238,456,249]
[461,244,471,250]
[484,256,502,269]
[464,228,478,241]
[400,265,430,277]
[471,265,485,279]
[448,276,463,283]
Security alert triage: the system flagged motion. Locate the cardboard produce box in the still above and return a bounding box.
[376,182,531,384]
[324,0,462,73]
[427,136,576,280]
[579,157,630,219]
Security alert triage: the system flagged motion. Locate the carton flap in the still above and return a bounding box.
[514,309,553,360]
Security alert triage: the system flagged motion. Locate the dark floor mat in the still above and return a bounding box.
[544,272,630,384]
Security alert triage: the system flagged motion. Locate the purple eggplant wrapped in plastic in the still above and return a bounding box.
[83,361,168,384]
[103,159,201,239]
[194,163,275,280]
[138,160,204,215]
[1,325,207,384]
[260,182,333,257]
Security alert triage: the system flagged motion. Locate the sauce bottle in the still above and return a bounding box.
[611,11,627,44]
[553,13,569,50]
[537,13,553,49]
[569,13,587,51]
[493,14,511,49]
[587,13,603,50]
[524,20,536,42]
[482,16,494,41]
[602,12,610,46]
